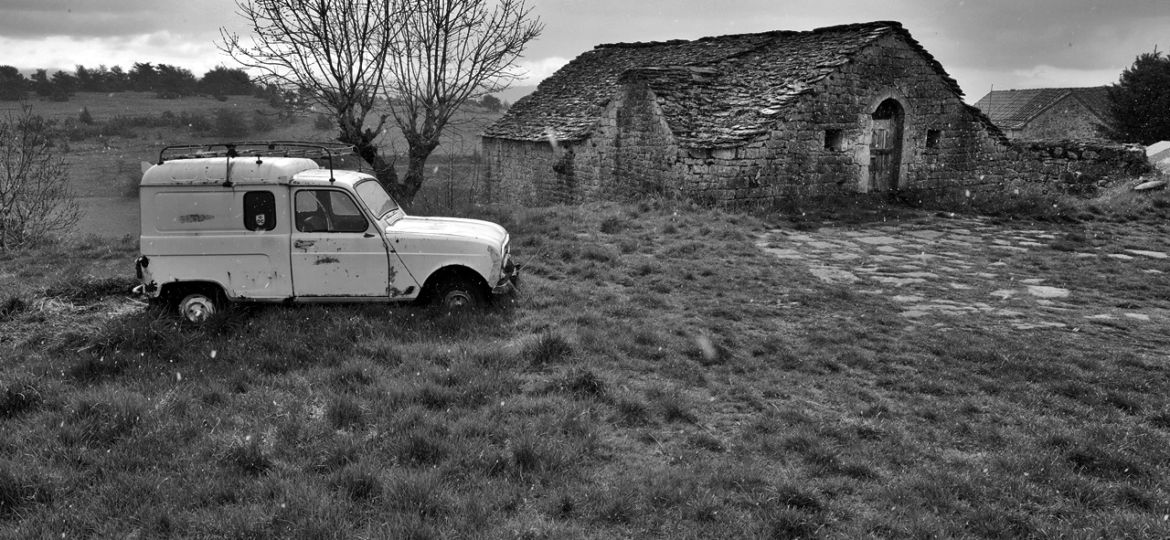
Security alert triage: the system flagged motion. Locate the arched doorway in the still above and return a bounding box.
[869,99,904,191]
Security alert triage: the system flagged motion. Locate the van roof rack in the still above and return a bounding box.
[157,141,356,164]
[158,141,358,186]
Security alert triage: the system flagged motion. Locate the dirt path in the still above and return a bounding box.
[755,215,1169,334]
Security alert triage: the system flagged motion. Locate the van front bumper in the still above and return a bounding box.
[492,259,520,295]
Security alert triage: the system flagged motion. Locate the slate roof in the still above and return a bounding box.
[484,21,963,148]
[973,87,1111,130]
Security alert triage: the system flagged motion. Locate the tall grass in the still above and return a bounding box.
[1,193,1168,537]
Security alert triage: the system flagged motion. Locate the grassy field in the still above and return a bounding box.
[2,178,1170,537]
[11,92,500,199]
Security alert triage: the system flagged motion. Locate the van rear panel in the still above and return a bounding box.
[140,185,293,300]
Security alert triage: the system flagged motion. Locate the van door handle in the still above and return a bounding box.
[294,239,315,249]
[363,233,375,238]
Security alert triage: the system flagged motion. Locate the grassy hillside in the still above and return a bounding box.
[2,190,1169,537]
[11,92,502,200]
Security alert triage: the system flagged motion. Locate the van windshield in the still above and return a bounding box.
[355,179,400,220]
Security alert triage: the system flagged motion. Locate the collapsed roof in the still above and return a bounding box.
[483,21,965,148]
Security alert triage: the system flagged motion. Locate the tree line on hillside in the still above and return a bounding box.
[0,62,509,113]
[0,64,259,101]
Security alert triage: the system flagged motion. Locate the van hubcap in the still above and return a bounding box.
[180,295,215,323]
[442,290,472,308]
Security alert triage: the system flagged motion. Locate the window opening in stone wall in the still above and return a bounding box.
[824,129,844,151]
[926,129,941,149]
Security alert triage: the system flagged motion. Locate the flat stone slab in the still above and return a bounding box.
[1027,285,1070,298]
[873,276,927,286]
[1133,180,1167,191]
[1014,321,1068,330]
[905,230,946,240]
[809,265,858,284]
[1126,249,1168,259]
[1124,313,1152,321]
[759,247,803,259]
[856,236,903,245]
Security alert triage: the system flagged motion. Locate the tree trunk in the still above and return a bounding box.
[399,140,440,206]
[350,138,401,201]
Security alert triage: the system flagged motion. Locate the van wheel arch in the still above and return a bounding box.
[159,282,228,322]
[419,266,490,309]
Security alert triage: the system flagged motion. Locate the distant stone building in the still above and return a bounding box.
[973,87,1112,141]
[481,21,1013,206]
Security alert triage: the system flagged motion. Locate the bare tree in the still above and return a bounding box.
[0,107,80,250]
[384,0,542,203]
[219,0,402,191]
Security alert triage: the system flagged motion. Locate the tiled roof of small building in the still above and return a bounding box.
[484,21,963,147]
[973,87,1111,130]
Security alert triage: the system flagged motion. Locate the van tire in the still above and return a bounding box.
[178,292,219,323]
[431,278,486,310]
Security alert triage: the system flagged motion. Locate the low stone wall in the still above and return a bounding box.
[996,139,1152,194]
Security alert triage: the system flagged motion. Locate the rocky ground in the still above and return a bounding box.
[756,214,1169,340]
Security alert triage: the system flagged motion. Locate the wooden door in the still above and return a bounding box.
[870,99,904,191]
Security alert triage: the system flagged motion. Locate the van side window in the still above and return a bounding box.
[243,191,276,231]
[295,189,368,233]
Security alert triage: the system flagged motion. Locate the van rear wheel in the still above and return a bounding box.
[178,292,219,323]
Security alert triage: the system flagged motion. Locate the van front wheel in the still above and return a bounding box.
[432,278,486,310]
[178,292,218,323]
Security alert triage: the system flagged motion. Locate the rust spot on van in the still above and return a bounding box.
[178,214,215,223]
[388,285,415,297]
[315,256,340,265]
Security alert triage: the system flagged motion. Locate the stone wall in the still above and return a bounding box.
[665,34,1012,204]
[992,139,1151,194]
[480,34,1141,207]
[1016,98,1106,141]
[611,83,682,197]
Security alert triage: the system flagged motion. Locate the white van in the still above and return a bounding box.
[133,142,518,322]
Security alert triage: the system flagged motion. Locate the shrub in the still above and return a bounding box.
[252,110,275,133]
[524,332,573,368]
[313,113,333,131]
[212,108,250,139]
[0,107,80,250]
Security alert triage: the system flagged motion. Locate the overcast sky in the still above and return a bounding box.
[1,0,1166,102]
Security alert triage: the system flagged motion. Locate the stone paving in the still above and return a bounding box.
[755,216,1170,331]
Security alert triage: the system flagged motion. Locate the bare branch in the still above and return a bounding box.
[218,0,402,190]
[382,0,542,202]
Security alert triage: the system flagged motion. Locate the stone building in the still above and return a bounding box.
[481,21,1014,206]
[973,87,1112,141]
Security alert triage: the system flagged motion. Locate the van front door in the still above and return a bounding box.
[290,189,390,298]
